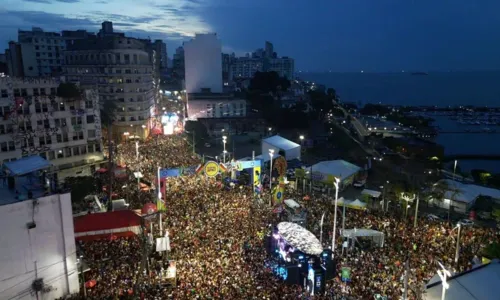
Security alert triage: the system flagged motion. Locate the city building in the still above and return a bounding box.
[0,156,78,300]
[17,27,66,77]
[187,92,246,120]
[268,57,295,79]
[171,46,185,81]
[62,29,96,48]
[0,77,104,180]
[64,26,156,138]
[229,57,264,80]
[265,41,274,58]
[184,33,223,94]
[5,41,25,77]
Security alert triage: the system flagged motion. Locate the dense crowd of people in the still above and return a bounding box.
[66,134,499,299]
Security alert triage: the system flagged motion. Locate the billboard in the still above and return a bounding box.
[161,112,180,135]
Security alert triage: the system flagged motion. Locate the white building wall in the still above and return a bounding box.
[187,99,246,120]
[0,78,104,179]
[0,193,79,300]
[184,34,223,93]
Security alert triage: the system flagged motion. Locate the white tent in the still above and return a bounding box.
[310,160,361,187]
[261,135,301,161]
[361,189,381,198]
[347,199,367,210]
[342,228,384,247]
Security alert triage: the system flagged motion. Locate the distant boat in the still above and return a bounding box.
[411,72,428,75]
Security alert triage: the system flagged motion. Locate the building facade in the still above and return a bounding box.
[187,93,246,120]
[64,35,156,137]
[5,41,25,77]
[268,57,294,79]
[0,77,104,180]
[229,57,264,80]
[171,46,185,81]
[18,27,66,77]
[184,33,223,94]
[0,192,79,300]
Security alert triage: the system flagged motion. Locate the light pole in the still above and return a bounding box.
[222,135,227,163]
[454,223,462,268]
[299,135,304,145]
[135,140,139,160]
[269,149,274,206]
[437,261,452,300]
[414,193,420,228]
[331,177,340,259]
[77,255,86,297]
[401,193,415,219]
[268,127,272,136]
[382,180,389,212]
[320,212,326,245]
[449,160,458,223]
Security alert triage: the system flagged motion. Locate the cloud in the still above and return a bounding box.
[54,0,81,3]
[22,0,52,3]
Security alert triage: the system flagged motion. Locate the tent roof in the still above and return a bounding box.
[435,179,500,203]
[3,155,51,176]
[342,228,384,238]
[74,210,140,233]
[262,135,300,151]
[362,189,382,198]
[311,160,361,181]
[349,199,367,207]
[424,260,500,300]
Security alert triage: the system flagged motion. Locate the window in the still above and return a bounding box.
[86,115,94,124]
[45,135,52,144]
[33,88,39,96]
[65,148,72,157]
[8,141,15,151]
[73,131,84,140]
[56,134,62,143]
[73,146,80,156]
[0,125,4,134]
[85,101,93,109]
[0,142,7,151]
[21,89,28,97]
[57,150,64,158]
[0,90,7,98]
[28,138,34,147]
[43,119,50,128]
[87,144,94,153]
[35,103,42,113]
[87,129,96,138]
[13,89,20,97]
[48,151,55,160]
[40,88,46,95]
[115,54,120,62]
[50,88,56,95]
[39,137,45,146]
[71,117,82,125]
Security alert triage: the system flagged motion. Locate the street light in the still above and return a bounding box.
[437,261,452,300]
[268,127,272,136]
[401,193,416,219]
[331,177,340,259]
[269,149,275,206]
[454,223,462,268]
[135,141,139,159]
[222,136,227,163]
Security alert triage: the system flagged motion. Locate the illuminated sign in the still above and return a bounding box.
[204,161,219,177]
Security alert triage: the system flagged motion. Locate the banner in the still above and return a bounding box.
[273,177,285,204]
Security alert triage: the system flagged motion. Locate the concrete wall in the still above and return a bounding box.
[184,34,222,94]
[0,193,79,300]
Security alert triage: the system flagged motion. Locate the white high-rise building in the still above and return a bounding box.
[184,33,222,93]
[64,35,156,138]
[229,57,264,80]
[0,77,104,180]
[0,189,78,300]
[18,27,66,77]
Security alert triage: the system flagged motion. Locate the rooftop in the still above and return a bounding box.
[262,135,300,151]
[435,179,500,203]
[0,156,53,206]
[311,160,362,181]
[188,92,240,101]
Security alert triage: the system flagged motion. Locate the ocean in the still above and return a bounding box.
[300,71,500,174]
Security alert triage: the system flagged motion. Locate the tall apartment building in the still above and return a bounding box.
[5,41,24,77]
[62,29,96,48]
[64,34,156,138]
[184,33,223,94]
[229,57,263,79]
[227,41,294,81]
[268,56,294,79]
[171,46,185,80]
[16,27,66,77]
[0,77,104,180]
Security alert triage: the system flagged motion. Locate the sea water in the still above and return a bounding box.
[301,71,500,173]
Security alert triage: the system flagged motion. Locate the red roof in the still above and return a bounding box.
[74,210,141,233]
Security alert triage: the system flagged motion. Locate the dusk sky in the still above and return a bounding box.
[1,0,500,72]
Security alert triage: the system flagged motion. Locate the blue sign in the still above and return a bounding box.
[159,168,181,178]
[276,191,282,200]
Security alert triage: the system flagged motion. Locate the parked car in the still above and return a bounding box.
[427,214,441,221]
[458,219,474,226]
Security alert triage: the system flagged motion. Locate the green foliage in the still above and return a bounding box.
[57,82,81,99]
[249,71,290,93]
[64,176,98,208]
[100,100,118,126]
[185,120,208,140]
[492,208,500,222]
[483,242,500,259]
[308,90,334,117]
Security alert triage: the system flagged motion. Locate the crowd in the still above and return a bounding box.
[65,134,500,299]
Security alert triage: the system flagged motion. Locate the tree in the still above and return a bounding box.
[249,71,290,94]
[64,176,98,211]
[308,90,334,118]
[492,208,500,222]
[483,242,500,259]
[57,82,81,99]
[185,120,208,141]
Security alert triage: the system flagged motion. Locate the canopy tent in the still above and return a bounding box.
[74,210,141,241]
[262,135,301,161]
[277,222,323,256]
[361,189,382,198]
[342,228,385,247]
[309,160,361,187]
[347,199,367,210]
[3,155,51,176]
